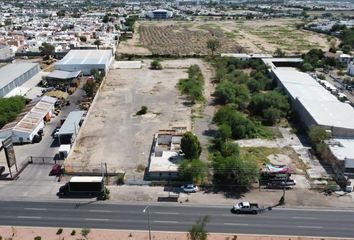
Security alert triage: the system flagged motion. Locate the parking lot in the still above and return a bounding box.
[66,59,197,179]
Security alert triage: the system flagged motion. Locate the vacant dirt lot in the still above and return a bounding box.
[66,59,212,178]
[0,226,336,240]
[118,19,334,56]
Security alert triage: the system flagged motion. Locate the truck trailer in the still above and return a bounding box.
[59,176,104,197]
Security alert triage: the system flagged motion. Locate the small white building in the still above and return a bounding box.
[0,45,14,61]
[336,51,353,64]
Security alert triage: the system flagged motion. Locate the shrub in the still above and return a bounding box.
[181,132,202,159]
[56,228,63,235]
[136,106,148,115]
[34,237,42,240]
[178,159,207,184]
[71,230,76,236]
[178,65,204,103]
[150,60,162,70]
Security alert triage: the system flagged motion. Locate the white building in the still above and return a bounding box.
[0,63,40,97]
[0,96,56,144]
[0,45,14,61]
[54,50,113,75]
[146,9,173,19]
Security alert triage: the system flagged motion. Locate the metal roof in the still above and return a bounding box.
[273,69,354,130]
[0,63,39,90]
[70,176,103,183]
[46,70,81,80]
[55,50,112,66]
[58,111,85,135]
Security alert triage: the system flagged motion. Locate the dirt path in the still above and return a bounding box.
[192,59,217,162]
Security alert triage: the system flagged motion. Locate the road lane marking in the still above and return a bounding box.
[17,216,41,219]
[223,223,249,226]
[292,217,318,220]
[24,208,47,211]
[296,225,323,229]
[153,220,179,224]
[84,218,109,221]
[88,210,113,213]
[153,212,179,215]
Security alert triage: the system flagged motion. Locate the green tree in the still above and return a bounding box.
[79,36,87,42]
[213,155,259,189]
[308,125,329,147]
[39,42,54,58]
[83,79,97,97]
[220,141,240,158]
[217,124,232,142]
[103,14,109,23]
[207,38,220,56]
[94,39,101,49]
[178,159,207,183]
[181,132,202,159]
[150,60,162,70]
[341,44,352,54]
[187,216,209,240]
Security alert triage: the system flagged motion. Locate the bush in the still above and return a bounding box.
[56,228,63,235]
[136,106,148,115]
[178,159,207,184]
[178,65,204,103]
[150,60,162,70]
[34,237,42,240]
[71,230,76,236]
[116,173,125,185]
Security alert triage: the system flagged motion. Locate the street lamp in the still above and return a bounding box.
[142,206,152,240]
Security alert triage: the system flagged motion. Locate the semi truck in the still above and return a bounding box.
[58,176,104,197]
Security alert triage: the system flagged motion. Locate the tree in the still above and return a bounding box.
[206,38,220,56]
[178,159,207,183]
[103,14,109,23]
[39,42,54,58]
[79,36,87,42]
[274,48,285,57]
[136,106,148,115]
[220,141,240,158]
[187,216,209,240]
[83,79,97,97]
[213,155,259,189]
[341,44,352,54]
[93,39,101,49]
[181,132,202,159]
[308,125,329,147]
[150,60,162,70]
[217,124,232,142]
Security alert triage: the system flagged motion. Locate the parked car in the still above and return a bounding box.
[32,134,42,143]
[181,184,198,193]
[50,164,63,176]
[231,202,262,214]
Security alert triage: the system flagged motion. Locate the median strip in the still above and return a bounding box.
[88,210,113,213]
[153,220,179,224]
[24,208,47,211]
[296,225,323,229]
[84,218,109,221]
[223,223,249,226]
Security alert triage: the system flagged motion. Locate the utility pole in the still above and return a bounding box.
[142,206,152,240]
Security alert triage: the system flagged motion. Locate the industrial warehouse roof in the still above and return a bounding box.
[273,69,354,130]
[46,70,81,79]
[0,96,56,134]
[58,111,85,135]
[0,63,39,90]
[55,50,112,66]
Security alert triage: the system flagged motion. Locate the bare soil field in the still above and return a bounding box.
[65,59,211,178]
[118,19,334,56]
[0,226,340,240]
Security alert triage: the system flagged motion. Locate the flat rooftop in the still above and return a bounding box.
[58,111,85,135]
[0,63,39,90]
[46,70,81,79]
[55,50,112,66]
[273,69,354,130]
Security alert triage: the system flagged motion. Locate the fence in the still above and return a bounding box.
[27,156,63,165]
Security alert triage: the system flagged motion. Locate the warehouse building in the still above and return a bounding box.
[0,96,56,144]
[54,50,113,75]
[272,69,354,138]
[146,9,173,19]
[0,63,40,97]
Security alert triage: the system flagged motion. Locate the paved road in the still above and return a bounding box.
[0,201,353,238]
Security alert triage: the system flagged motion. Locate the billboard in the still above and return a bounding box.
[2,136,16,168]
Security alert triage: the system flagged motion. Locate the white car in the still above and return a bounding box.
[181,184,199,193]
